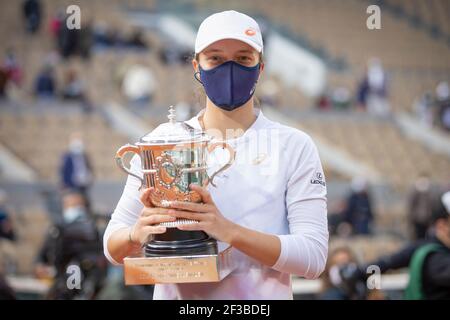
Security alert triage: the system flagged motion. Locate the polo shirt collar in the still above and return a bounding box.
[185,107,268,143]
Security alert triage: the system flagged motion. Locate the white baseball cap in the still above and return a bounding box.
[195,10,263,54]
[442,191,450,214]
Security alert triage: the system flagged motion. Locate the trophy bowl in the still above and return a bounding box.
[115,106,235,258]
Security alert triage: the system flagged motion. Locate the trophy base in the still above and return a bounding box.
[144,229,218,257]
[124,242,234,285]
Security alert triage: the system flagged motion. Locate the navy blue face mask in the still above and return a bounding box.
[195,60,260,111]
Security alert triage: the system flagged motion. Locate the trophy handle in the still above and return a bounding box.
[115,144,144,185]
[207,142,236,187]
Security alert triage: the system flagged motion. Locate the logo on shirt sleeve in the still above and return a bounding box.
[310,171,326,186]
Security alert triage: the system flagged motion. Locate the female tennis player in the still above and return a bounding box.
[104,10,328,299]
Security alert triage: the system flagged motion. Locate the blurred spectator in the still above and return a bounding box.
[92,24,149,52]
[346,191,450,300]
[436,81,449,104]
[316,91,332,111]
[35,191,107,299]
[404,191,450,299]
[259,79,280,108]
[0,273,16,300]
[435,81,450,131]
[0,190,16,300]
[57,17,78,58]
[408,174,435,240]
[92,22,116,48]
[159,45,180,65]
[0,275,16,300]
[49,9,64,39]
[34,65,56,98]
[319,246,385,300]
[78,19,93,60]
[60,133,93,206]
[327,199,348,236]
[61,69,92,111]
[122,64,156,105]
[413,92,434,128]
[158,44,191,66]
[126,28,148,49]
[318,247,358,300]
[317,86,351,111]
[331,87,351,110]
[22,0,41,34]
[0,68,8,99]
[343,177,374,235]
[357,58,389,116]
[62,69,84,101]
[0,190,15,241]
[3,49,23,87]
[175,101,194,121]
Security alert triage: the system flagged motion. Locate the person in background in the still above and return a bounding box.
[331,87,351,110]
[259,78,280,108]
[408,174,435,240]
[316,89,332,111]
[344,177,374,235]
[343,190,450,300]
[413,92,434,128]
[319,247,358,300]
[435,81,450,131]
[121,64,156,105]
[357,58,389,115]
[35,191,107,299]
[34,65,56,98]
[159,44,181,66]
[60,133,93,207]
[0,68,8,99]
[404,191,450,299]
[3,49,23,88]
[0,190,16,300]
[327,199,348,236]
[49,9,64,39]
[318,247,383,300]
[92,22,116,48]
[57,16,78,59]
[175,101,194,122]
[126,28,148,49]
[78,19,93,60]
[0,190,15,241]
[61,69,92,112]
[22,0,41,34]
[354,191,450,299]
[0,275,15,300]
[62,69,84,101]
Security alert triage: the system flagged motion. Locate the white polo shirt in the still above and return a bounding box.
[103,108,328,299]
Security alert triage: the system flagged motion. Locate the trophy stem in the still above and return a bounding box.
[145,229,218,257]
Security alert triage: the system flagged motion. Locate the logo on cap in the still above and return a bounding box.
[245,28,256,36]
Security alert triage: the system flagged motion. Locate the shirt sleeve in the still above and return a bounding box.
[103,154,143,265]
[271,133,329,279]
